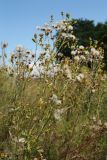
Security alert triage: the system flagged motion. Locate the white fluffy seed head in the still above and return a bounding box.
[79,45,84,50]
[74,56,80,62]
[80,55,86,61]
[68,25,73,31]
[76,73,85,82]
[71,50,77,55]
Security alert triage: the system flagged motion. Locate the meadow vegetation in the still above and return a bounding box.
[0,13,107,160]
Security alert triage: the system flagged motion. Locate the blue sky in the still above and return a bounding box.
[0,0,107,54]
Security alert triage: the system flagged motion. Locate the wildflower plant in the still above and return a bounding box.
[0,13,107,160]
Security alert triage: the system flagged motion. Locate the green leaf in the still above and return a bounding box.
[32,38,36,43]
